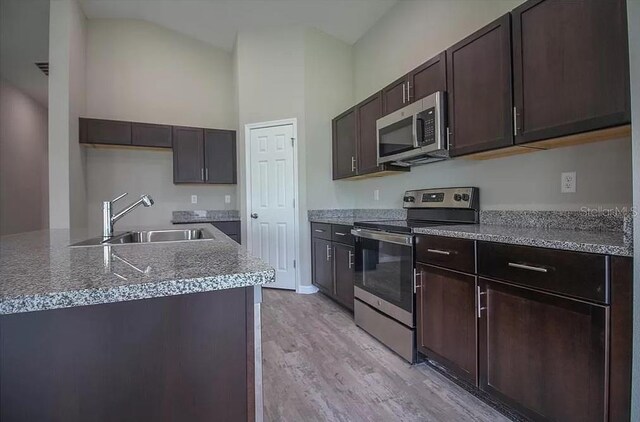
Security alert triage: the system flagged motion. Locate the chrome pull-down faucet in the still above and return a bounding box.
[102,193,154,238]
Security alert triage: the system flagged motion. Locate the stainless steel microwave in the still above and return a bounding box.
[376,91,448,166]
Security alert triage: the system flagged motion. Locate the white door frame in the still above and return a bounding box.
[245,118,300,291]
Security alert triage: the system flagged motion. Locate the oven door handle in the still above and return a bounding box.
[350,229,414,246]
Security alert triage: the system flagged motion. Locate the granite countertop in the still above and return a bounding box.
[171,210,241,224]
[309,217,358,226]
[0,224,274,315]
[414,224,632,257]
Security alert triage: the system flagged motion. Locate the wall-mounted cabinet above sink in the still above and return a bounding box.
[79,117,237,185]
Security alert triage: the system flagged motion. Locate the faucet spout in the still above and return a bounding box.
[103,194,154,238]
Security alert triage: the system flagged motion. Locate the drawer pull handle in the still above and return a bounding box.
[508,262,548,273]
[427,249,451,256]
[314,229,325,233]
[335,232,347,236]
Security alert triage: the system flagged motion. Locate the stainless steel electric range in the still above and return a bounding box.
[350,187,479,363]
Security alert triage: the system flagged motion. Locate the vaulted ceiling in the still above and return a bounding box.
[81,0,397,51]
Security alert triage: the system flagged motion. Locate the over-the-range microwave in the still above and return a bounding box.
[376,91,448,167]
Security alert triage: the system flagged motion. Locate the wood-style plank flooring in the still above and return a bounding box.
[262,288,511,422]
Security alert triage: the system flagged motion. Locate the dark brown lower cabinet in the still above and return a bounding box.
[0,288,254,422]
[478,277,607,422]
[312,237,333,293]
[333,243,355,311]
[211,221,241,244]
[416,263,477,384]
[311,224,354,311]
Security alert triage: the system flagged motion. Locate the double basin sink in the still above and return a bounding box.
[70,228,215,247]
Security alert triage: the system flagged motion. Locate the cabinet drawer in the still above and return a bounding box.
[477,242,608,303]
[311,223,332,240]
[416,235,475,273]
[332,224,354,246]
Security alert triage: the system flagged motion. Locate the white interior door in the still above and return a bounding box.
[249,123,296,290]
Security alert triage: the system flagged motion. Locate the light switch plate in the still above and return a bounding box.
[561,172,576,193]
[225,195,231,204]
[191,195,198,204]
[374,189,380,201]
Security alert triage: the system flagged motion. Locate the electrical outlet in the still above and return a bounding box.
[225,195,231,204]
[374,189,380,201]
[191,195,198,204]
[195,210,207,218]
[561,172,576,193]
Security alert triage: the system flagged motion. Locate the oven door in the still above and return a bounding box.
[351,229,415,327]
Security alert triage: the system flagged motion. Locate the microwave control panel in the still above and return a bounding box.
[419,108,436,146]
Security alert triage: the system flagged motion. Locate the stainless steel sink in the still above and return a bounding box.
[70,228,215,247]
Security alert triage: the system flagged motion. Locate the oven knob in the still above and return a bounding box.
[453,194,462,201]
[403,196,415,203]
[462,193,470,201]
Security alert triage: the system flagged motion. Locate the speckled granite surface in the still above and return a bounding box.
[172,210,240,224]
[0,224,274,315]
[480,210,630,232]
[414,224,632,257]
[308,209,405,225]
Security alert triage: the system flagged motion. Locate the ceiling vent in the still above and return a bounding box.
[35,62,49,76]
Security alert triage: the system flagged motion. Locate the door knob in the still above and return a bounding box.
[251,213,259,219]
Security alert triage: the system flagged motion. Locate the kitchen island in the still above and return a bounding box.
[0,225,274,422]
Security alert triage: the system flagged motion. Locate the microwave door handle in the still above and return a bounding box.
[416,117,425,146]
[412,113,419,147]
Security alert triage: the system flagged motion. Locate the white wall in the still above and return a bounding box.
[627,0,640,417]
[0,78,48,235]
[322,0,633,211]
[48,0,87,229]
[235,25,306,254]
[83,19,237,230]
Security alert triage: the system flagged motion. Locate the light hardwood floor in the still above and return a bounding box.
[261,288,512,422]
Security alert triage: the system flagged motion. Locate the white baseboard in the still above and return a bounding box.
[297,285,319,294]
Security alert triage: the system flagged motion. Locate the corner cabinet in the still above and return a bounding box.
[173,127,237,184]
[311,223,354,311]
[512,0,630,144]
[446,13,513,157]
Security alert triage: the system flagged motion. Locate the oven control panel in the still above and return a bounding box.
[403,187,478,209]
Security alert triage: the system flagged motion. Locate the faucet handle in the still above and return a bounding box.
[110,193,128,204]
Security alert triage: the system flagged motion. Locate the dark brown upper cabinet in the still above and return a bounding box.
[204,129,237,184]
[356,91,384,176]
[512,0,630,144]
[447,14,513,157]
[332,107,357,180]
[131,122,172,148]
[173,126,205,183]
[80,118,132,146]
[408,51,447,104]
[381,52,447,117]
[382,75,409,115]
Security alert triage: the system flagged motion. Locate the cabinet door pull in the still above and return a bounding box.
[508,262,548,273]
[201,168,205,181]
[402,82,406,103]
[351,156,356,173]
[205,168,209,181]
[335,232,346,236]
[314,229,325,233]
[413,268,422,294]
[477,286,487,319]
[513,107,518,136]
[406,81,411,102]
[348,251,354,269]
[427,248,451,256]
[326,245,331,261]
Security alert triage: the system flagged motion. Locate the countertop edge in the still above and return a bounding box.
[414,228,633,257]
[0,269,275,316]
